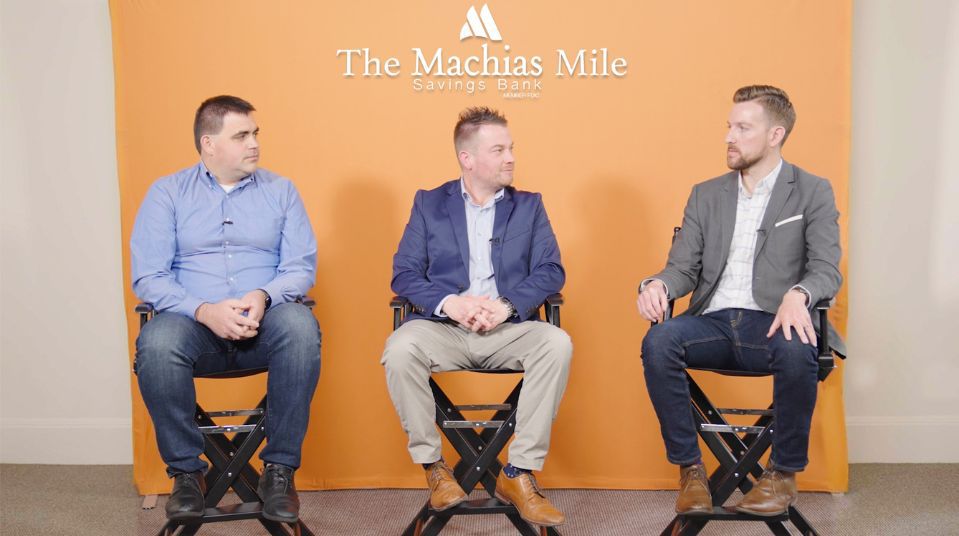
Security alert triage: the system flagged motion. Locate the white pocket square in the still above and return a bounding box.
[775,214,803,227]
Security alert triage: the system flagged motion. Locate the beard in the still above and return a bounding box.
[726,148,761,171]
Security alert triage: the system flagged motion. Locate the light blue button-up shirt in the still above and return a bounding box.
[434,178,505,315]
[131,162,317,318]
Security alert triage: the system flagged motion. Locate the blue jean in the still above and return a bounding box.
[135,303,321,476]
[641,309,818,472]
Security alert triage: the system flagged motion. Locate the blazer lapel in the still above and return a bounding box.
[755,161,796,259]
[718,172,738,268]
[491,189,515,278]
[445,182,471,272]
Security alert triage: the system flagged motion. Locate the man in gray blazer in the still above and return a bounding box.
[637,85,842,517]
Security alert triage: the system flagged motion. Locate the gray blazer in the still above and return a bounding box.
[645,160,846,355]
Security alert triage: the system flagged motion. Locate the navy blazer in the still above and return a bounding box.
[392,179,565,323]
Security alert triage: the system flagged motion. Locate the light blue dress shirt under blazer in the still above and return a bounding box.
[434,178,505,315]
[131,162,316,318]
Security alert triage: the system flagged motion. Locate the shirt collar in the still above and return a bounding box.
[738,158,782,197]
[198,161,256,190]
[459,177,505,208]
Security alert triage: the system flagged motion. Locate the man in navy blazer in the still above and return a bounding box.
[381,107,571,528]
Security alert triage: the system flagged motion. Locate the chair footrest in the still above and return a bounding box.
[429,498,517,516]
[176,502,264,523]
[205,409,264,417]
[199,424,258,434]
[454,404,512,411]
[698,423,766,434]
[679,506,789,522]
[442,420,505,429]
[716,408,774,416]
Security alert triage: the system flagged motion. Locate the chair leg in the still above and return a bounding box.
[405,377,562,535]
[675,373,821,536]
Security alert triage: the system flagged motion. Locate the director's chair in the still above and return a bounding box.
[392,294,565,536]
[653,227,846,536]
[135,300,316,536]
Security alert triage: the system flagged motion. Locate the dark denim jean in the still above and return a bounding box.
[641,309,818,472]
[135,302,321,476]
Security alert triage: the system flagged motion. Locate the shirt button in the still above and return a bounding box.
[225,241,230,245]
[227,254,232,259]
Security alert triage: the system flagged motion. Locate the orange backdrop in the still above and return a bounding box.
[111,0,851,495]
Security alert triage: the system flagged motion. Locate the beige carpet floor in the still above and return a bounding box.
[2,464,957,535]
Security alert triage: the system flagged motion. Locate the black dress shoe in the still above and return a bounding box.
[258,463,300,523]
[166,471,206,521]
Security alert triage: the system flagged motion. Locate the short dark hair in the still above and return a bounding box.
[733,85,796,145]
[193,95,256,153]
[453,106,508,151]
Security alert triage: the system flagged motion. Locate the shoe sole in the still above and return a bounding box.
[494,491,565,527]
[675,506,713,515]
[166,511,203,522]
[430,493,467,512]
[262,511,299,524]
[734,502,794,517]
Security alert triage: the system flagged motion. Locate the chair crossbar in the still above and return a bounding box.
[455,404,512,411]
[716,408,774,416]
[205,409,264,417]
[442,420,506,429]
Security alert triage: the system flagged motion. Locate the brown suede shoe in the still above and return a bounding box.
[425,461,467,511]
[676,463,712,514]
[494,470,565,527]
[735,468,797,516]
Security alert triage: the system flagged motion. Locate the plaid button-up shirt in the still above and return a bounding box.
[703,159,782,314]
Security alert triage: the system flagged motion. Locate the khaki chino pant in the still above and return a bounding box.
[381,319,573,470]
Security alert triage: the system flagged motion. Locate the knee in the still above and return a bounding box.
[769,335,817,377]
[539,327,573,371]
[641,322,679,372]
[135,313,196,371]
[381,327,428,375]
[269,303,322,347]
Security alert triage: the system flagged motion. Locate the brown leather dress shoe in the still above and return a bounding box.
[494,470,565,527]
[735,468,797,516]
[425,461,467,511]
[676,463,712,514]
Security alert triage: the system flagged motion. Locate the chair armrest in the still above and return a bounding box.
[544,293,563,328]
[390,296,412,330]
[135,302,155,328]
[812,298,836,381]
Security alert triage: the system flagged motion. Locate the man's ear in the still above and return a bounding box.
[200,134,215,156]
[457,149,472,171]
[768,125,786,148]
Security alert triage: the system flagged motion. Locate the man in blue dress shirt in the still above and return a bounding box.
[131,95,320,524]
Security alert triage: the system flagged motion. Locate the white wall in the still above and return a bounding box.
[0,0,132,463]
[0,0,956,465]
[846,0,959,462]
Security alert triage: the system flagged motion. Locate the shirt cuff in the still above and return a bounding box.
[640,278,669,299]
[434,294,457,317]
[790,285,812,306]
[259,282,291,308]
[176,296,206,320]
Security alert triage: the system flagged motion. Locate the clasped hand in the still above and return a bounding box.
[442,295,510,333]
[195,290,269,340]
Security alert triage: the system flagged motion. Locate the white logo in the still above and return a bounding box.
[460,4,502,41]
